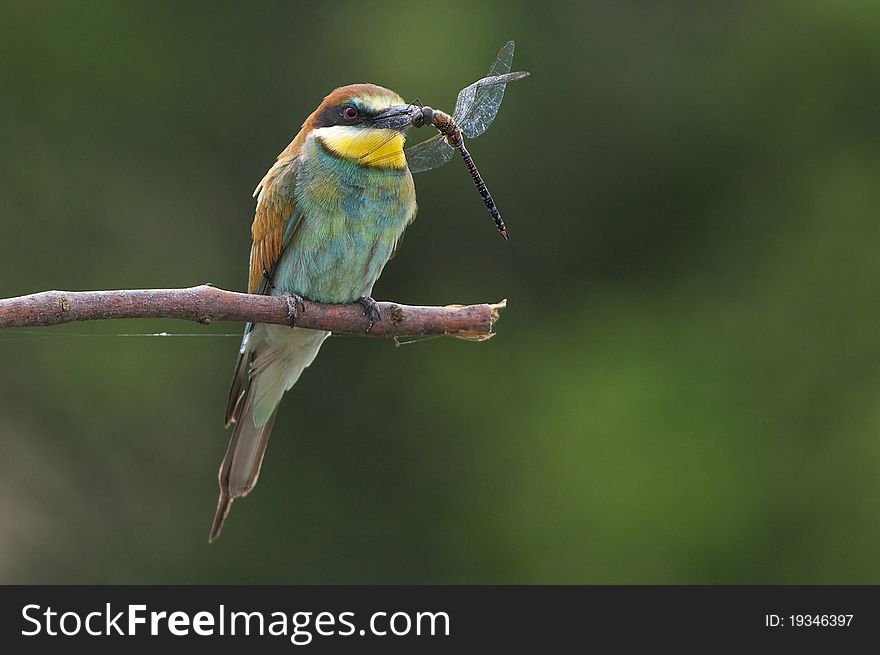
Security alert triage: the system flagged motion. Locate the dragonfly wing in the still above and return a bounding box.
[455,71,529,138]
[404,133,456,174]
[488,40,516,76]
[454,40,519,138]
[454,40,514,118]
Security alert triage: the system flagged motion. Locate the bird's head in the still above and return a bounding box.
[299,83,415,169]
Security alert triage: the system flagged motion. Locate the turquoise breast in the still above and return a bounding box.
[271,134,417,304]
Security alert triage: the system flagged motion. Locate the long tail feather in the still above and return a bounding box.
[210,390,279,542]
[209,492,233,543]
[210,325,329,542]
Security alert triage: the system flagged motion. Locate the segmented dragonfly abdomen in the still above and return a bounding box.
[456,139,509,240]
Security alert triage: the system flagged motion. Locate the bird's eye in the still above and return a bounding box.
[342,105,359,121]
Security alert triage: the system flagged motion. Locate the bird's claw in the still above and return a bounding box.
[357,296,381,333]
[282,292,306,326]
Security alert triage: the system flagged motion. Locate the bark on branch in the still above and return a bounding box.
[0,285,505,340]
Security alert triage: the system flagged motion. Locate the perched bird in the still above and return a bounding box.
[210,84,418,542]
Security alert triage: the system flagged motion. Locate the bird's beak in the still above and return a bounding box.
[370,104,418,131]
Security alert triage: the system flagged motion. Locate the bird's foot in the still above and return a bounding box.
[357,296,381,333]
[281,292,306,326]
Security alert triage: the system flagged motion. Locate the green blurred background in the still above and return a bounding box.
[2,0,879,583]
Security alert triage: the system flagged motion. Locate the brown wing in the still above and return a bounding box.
[248,156,300,292]
[226,153,301,425]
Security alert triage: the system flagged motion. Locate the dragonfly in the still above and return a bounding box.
[405,40,529,239]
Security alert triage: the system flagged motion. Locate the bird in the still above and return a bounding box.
[209,84,418,542]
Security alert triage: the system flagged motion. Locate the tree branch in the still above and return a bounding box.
[0,285,506,340]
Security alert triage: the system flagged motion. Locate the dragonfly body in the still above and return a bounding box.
[415,107,509,239]
[404,41,528,238]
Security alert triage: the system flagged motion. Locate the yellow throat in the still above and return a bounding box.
[314,126,407,168]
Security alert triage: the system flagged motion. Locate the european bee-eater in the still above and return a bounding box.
[210,84,418,542]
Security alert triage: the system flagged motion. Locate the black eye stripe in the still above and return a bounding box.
[312,99,394,128]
